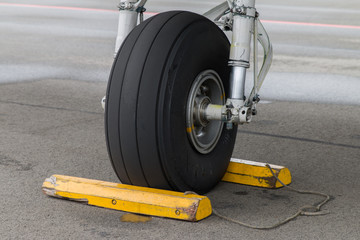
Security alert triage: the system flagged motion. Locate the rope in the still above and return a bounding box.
[212,164,331,229]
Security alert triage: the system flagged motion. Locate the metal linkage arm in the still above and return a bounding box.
[246,20,273,107]
[203,2,229,22]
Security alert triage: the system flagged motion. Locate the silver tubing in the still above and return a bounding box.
[253,18,259,96]
[226,0,234,9]
[203,1,229,22]
[246,20,273,105]
[115,10,138,55]
[205,104,226,121]
[229,66,246,100]
[256,20,273,91]
[114,0,148,56]
[228,0,256,101]
[229,15,253,64]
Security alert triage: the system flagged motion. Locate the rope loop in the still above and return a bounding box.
[212,164,331,229]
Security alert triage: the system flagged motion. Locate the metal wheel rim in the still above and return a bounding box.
[186,70,225,154]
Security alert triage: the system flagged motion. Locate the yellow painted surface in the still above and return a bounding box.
[186,124,194,133]
[222,158,292,188]
[42,175,212,221]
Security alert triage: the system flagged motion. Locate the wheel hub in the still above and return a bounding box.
[194,95,211,127]
[186,70,225,154]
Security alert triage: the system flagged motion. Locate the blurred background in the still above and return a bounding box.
[1,0,359,104]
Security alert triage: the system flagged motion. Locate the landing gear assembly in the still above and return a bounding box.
[105,0,273,193]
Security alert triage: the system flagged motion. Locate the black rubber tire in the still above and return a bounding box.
[105,11,237,193]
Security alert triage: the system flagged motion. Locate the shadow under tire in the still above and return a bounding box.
[105,11,237,193]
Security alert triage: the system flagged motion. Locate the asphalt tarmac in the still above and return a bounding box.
[1,0,359,239]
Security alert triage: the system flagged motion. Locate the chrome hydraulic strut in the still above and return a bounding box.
[203,0,273,128]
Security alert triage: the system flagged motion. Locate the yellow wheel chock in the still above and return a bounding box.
[42,158,291,222]
[42,175,212,221]
[223,158,292,188]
